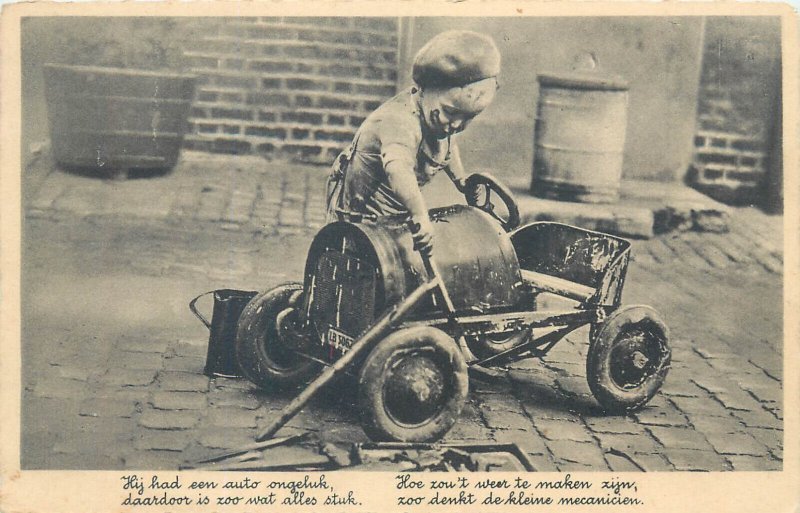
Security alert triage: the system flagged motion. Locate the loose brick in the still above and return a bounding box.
[138,409,201,430]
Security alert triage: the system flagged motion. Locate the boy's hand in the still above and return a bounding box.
[410,215,435,256]
[457,177,486,206]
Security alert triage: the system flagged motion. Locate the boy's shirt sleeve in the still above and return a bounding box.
[375,110,422,173]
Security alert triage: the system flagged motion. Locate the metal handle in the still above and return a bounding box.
[188,291,216,330]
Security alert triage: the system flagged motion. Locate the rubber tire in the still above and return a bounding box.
[235,283,319,390]
[587,305,671,414]
[466,329,532,361]
[357,326,469,442]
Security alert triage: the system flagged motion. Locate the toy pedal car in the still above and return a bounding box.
[235,173,671,443]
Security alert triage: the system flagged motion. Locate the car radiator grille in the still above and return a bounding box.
[309,249,377,349]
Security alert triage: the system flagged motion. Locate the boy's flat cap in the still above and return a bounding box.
[412,30,501,88]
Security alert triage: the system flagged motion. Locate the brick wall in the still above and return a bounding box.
[183,17,399,164]
[691,17,781,205]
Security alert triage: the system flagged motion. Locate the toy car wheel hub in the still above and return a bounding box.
[609,330,658,389]
[269,307,303,369]
[382,351,447,426]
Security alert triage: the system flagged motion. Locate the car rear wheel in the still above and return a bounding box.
[235,283,319,390]
[357,326,468,442]
[587,305,671,413]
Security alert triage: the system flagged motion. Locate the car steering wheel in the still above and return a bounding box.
[464,172,521,232]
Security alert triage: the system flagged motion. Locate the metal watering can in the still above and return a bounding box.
[189,289,257,378]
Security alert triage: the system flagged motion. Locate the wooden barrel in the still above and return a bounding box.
[43,64,196,172]
[532,73,629,203]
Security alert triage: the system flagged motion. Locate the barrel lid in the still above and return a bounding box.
[537,72,629,91]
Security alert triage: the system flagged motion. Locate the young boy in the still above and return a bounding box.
[326,30,501,256]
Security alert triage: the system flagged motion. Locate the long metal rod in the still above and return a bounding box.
[256,278,440,442]
[421,253,456,313]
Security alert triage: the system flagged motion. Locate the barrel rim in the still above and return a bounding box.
[537,72,629,91]
[43,63,196,80]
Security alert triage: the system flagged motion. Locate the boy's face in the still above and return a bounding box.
[422,78,498,139]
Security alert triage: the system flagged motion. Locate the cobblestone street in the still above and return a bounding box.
[21,152,784,471]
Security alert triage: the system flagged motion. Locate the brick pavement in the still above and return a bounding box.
[21,152,784,471]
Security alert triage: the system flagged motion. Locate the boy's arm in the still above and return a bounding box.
[444,139,468,191]
[444,140,483,204]
[382,142,435,255]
